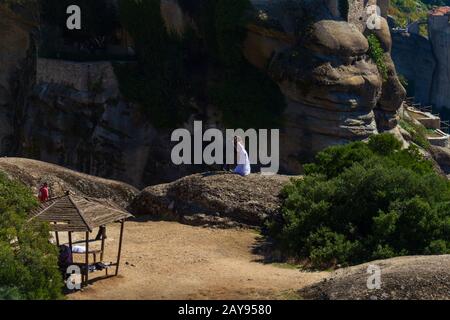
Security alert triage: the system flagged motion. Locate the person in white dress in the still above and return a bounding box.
[233,136,251,176]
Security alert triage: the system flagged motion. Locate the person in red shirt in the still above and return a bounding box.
[38,182,49,203]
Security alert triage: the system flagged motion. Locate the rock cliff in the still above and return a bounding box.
[299,255,450,300]
[0,0,406,186]
[391,31,435,105]
[129,172,293,228]
[0,2,38,155]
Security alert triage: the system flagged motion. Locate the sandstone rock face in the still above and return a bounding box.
[129,172,293,228]
[0,3,37,155]
[247,0,404,167]
[299,255,450,300]
[429,13,450,112]
[18,59,207,188]
[430,145,450,174]
[391,32,435,105]
[0,0,406,185]
[0,157,138,208]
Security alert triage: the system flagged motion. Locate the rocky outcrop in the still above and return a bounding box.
[429,12,450,112]
[0,0,406,186]
[391,32,435,105]
[0,2,38,155]
[0,157,138,208]
[299,255,450,300]
[129,172,293,228]
[247,0,405,167]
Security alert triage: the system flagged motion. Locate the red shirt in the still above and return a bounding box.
[39,186,49,202]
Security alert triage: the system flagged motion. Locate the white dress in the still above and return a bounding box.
[234,141,251,176]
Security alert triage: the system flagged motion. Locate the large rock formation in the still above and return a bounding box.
[299,255,450,300]
[246,0,405,169]
[391,31,435,105]
[0,157,138,208]
[429,9,450,112]
[19,59,187,188]
[0,0,406,186]
[0,2,38,155]
[129,172,292,228]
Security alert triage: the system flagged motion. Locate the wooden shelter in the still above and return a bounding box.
[28,191,133,287]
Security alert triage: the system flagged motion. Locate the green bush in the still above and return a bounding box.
[269,134,450,269]
[367,34,388,81]
[0,173,63,299]
[399,118,431,150]
[208,64,286,129]
[198,0,286,129]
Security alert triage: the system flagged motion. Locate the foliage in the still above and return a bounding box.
[367,34,388,81]
[399,118,431,150]
[197,0,286,129]
[117,0,193,128]
[0,173,63,299]
[116,0,285,129]
[389,0,429,28]
[268,134,450,269]
[208,64,286,129]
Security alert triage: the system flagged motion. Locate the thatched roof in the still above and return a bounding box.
[28,192,133,232]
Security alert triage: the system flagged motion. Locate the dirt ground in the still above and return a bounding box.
[64,217,327,300]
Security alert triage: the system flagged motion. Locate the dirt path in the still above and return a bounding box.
[67,218,327,300]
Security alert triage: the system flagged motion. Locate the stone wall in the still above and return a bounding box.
[37,58,119,96]
[391,31,435,105]
[0,4,37,155]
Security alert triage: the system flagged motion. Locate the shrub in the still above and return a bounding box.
[208,64,286,129]
[399,118,431,150]
[268,134,450,269]
[0,173,63,299]
[367,34,388,81]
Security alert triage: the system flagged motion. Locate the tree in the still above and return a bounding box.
[0,173,63,299]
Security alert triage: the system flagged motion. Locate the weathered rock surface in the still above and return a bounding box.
[299,255,450,300]
[429,13,450,112]
[129,172,293,228]
[430,145,450,175]
[0,157,138,208]
[0,2,38,155]
[391,32,435,106]
[0,0,406,186]
[248,0,405,168]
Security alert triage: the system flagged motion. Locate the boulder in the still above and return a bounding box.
[299,255,450,300]
[129,172,294,228]
[0,157,138,208]
[430,145,450,174]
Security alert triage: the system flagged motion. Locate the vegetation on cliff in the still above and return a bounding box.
[390,0,450,33]
[367,34,388,81]
[268,134,450,269]
[0,173,63,299]
[116,0,285,129]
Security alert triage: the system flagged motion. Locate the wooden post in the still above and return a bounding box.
[55,232,60,246]
[54,223,60,246]
[68,232,73,262]
[100,226,106,262]
[85,231,89,287]
[115,220,125,276]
